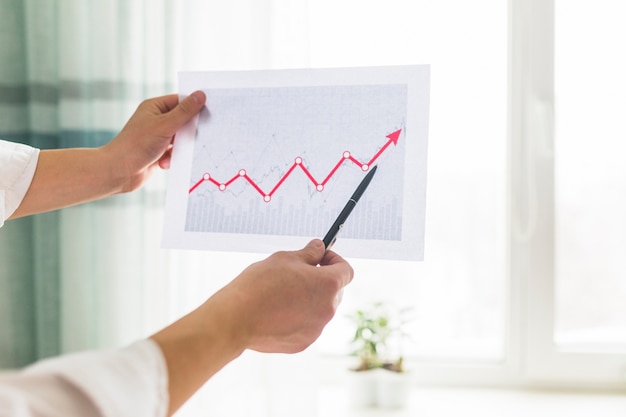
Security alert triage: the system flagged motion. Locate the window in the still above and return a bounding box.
[169,0,626,390]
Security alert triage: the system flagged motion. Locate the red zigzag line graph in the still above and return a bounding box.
[188,128,402,202]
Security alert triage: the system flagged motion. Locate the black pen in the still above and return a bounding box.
[322,165,378,250]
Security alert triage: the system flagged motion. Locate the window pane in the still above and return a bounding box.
[310,0,508,360]
[555,0,626,349]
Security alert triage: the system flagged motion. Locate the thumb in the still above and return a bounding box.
[299,239,326,265]
[164,90,206,131]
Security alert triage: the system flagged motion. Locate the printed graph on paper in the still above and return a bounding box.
[163,66,430,261]
[185,84,407,240]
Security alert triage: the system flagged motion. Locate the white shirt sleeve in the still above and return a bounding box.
[0,339,169,417]
[0,139,40,228]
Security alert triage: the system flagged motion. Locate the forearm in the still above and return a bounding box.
[149,298,246,416]
[149,241,353,416]
[10,147,125,218]
[8,92,206,220]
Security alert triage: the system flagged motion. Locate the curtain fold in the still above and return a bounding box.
[0,0,60,368]
[0,0,178,366]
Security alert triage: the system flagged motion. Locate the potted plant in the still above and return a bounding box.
[346,302,412,409]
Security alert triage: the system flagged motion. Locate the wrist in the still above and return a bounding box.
[97,142,136,194]
[150,300,246,414]
[195,299,248,359]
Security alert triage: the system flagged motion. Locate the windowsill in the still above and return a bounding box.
[318,385,626,417]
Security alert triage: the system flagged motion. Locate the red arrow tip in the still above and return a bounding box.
[387,129,402,145]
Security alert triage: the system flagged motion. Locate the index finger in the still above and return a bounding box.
[153,93,180,113]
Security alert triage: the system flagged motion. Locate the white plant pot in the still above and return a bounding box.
[346,368,379,408]
[346,368,410,409]
[376,369,410,409]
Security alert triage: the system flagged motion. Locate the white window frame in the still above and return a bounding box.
[517,0,626,388]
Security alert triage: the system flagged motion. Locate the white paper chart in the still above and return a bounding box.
[163,66,429,260]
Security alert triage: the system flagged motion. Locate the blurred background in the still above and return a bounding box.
[0,0,624,416]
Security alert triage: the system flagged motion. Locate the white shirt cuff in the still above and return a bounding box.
[0,140,40,226]
[24,339,169,417]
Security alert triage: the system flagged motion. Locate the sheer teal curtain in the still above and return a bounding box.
[1,1,319,415]
[0,0,178,367]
